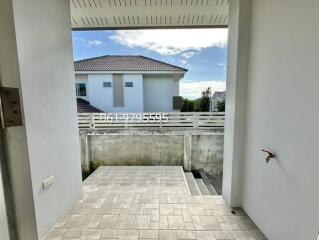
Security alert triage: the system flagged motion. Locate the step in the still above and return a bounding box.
[205,184,218,196]
[199,169,218,195]
[195,179,210,195]
[184,172,201,196]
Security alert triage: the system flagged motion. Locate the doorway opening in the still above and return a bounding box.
[72,28,228,195]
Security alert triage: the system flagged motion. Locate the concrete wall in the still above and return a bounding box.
[143,75,179,112]
[191,135,224,175]
[89,135,184,167]
[240,0,319,239]
[80,130,224,176]
[87,73,144,112]
[0,0,83,238]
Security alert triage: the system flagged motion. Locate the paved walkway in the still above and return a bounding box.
[44,166,267,240]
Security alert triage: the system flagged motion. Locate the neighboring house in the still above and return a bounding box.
[74,55,187,112]
[211,91,226,112]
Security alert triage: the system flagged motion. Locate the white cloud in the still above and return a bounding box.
[87,40,103,46]
[73,37,105,47]
[216,62,227,70]
[180,80,226,99]
[216,63,226,67]
[181,52,197,59]
[109,29,228,55]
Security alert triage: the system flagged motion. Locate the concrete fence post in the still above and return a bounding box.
[183,134,192,171]
[90,114,95,129]
[81,132,91,172]
[193,114,199,128]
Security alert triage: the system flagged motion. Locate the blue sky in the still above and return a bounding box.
[72,29,227,99]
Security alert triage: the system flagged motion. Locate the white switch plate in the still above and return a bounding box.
[42,176,55,189]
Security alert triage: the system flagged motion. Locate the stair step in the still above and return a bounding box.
[199,169,218,195]
[195,179,210,195]
[184,172,201,195]
[206,184,218,195]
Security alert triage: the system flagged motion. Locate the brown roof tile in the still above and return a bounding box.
[74,55,187,72]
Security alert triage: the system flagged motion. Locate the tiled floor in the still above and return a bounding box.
[44,166,267,240]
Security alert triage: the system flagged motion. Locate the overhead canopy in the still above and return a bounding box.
[70,0,229,29]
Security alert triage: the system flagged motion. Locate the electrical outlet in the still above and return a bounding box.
[42,176,55,189]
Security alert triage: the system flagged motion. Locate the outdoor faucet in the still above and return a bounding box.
[261,149,275,163]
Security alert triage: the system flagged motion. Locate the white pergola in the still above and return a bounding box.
[70,0,229,29]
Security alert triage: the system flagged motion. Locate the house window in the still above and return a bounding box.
[113,74,124,107]
[125,82,133,87]
[76,83,87,96]
[103,82,112,88]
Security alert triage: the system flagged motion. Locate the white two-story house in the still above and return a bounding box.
[74,55,187,113]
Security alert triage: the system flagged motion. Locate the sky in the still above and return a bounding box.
[72,29,228,99]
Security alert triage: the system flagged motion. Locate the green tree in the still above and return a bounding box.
[198,87,212,112]
[194,98,201,112]
[216,99,226,112]
[181,98,195,112]
[181,87,214,112]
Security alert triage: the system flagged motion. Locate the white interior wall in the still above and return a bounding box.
[241,0,319,239]
[223,0,251,206]
[0,0,38,239]
[7,0,82,238]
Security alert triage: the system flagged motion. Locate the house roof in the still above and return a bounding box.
[212,91,226,98]
[74,55,188,72]
[77,98,104,113]
[211,91,226,102]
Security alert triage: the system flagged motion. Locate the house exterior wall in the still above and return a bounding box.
[143,75,179,112]
[76,73,179,112]
[211,93,225,112]
[123,74,144,112]
[84,73,144,112]
[87,74,112,112]
[241,0,319,240]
